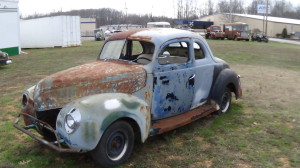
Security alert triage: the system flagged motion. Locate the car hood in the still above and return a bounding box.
[33,60,146,111]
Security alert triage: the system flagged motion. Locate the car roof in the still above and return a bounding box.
[107,28,203,45]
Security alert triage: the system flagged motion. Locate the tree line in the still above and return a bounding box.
[23,0,300,27]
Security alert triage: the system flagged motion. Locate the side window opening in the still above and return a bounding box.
[119,40,154,65]
[158,41,189,65]
[194,42,205,59]
[135,41,155,64]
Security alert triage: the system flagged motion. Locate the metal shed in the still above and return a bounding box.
[0,0,20,56]
[20,16,81,48]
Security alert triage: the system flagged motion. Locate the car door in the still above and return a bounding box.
[191,39,215,107]
[151,38,196,120]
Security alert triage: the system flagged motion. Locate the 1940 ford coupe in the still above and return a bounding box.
[14,28,242,167]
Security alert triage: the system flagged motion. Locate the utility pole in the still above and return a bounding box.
[229,0,233,23]
[265,0,268,36]
[124,2,128,29]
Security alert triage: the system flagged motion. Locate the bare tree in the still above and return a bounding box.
[216,0,245,14]
[175,0,199,20]
[207,0,214,15]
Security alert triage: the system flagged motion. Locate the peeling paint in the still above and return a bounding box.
[104,99,121,110]
[33,61,146,111]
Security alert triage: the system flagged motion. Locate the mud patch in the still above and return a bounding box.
[194,136,211,149]
[189,160,212,168]
[173,137,185,147]
[278,158,290,168]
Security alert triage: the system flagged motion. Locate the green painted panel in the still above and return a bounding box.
[0,47,19,56]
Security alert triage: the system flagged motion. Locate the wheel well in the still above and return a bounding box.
[227,83,237,99]
[116,118,142,144]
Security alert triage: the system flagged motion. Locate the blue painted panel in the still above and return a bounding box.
[151,39,196,120]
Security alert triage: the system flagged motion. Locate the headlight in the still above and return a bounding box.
[66,114,75,129]
[64,108,81,134]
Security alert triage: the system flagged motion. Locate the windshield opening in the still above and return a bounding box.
[212,27,221,31]
[233,25,249,31]
[100,40,126,60]
[99,39,155,64]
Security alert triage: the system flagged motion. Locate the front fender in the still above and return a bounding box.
[56,93,151,151]
[210,68,242,105]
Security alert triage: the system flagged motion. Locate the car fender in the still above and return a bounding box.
[210,68,241,106]
[56,93,151,151]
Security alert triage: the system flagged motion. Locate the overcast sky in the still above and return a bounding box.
[19,0,300,18]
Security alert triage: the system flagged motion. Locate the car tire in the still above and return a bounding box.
[92,121,134,167]
[217,87,232,115]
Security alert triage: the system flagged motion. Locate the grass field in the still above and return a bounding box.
[0,40,299,168]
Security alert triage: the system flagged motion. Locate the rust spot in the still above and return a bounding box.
[144,90,152,102]
[107,28,150,41]
[151,104,216,135]
[128,36,152,41]
[35,60,147,111]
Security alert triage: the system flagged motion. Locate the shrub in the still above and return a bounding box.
[282,28,288,38]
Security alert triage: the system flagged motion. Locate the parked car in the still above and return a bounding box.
[0,51,12,66]
[224,22,250,41]
[14,28,242,167]
[94,29,105,41]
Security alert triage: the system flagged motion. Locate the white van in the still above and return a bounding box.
[147,22,171,28]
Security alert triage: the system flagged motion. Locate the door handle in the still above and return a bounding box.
[160,76,169,85]
[189,74,195,80]
[187,74,195,87]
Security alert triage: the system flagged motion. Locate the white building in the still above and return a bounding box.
[81,18,96,41]
[0,0,20,56]
[21,16,81,48]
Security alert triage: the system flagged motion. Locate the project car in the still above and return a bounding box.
[0,51,12,66]
[14,28,242,167]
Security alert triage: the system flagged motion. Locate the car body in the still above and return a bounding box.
[0,51,12,66]
[14,28,242,167]
[224,22,250,41]
[205,25,225,40]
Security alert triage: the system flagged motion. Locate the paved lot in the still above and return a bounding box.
[269,38,300,45]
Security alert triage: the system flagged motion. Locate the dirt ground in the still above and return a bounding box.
[232,64,300,111]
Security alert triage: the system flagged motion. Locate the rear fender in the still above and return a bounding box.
[210,69,242,106]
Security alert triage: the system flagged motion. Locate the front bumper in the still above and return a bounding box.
[13,113,81,153]
[0,59,12,65]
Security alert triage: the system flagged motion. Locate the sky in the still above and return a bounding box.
[19,0,300,18]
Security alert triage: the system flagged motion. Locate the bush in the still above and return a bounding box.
[282,28,288,38]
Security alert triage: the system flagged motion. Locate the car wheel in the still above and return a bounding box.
[92,121,134,167]
[217,87,232,114]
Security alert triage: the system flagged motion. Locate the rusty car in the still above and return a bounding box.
[0,51,12,66]
[205,25,225,40]
[14,28,242,167]
[224,22,250,41]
